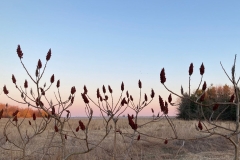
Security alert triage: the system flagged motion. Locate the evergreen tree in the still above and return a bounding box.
[177,84,237,121]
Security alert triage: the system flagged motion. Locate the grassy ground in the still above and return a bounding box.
[0,117,237,159]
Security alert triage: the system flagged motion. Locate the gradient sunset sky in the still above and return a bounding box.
[0,1,240,117]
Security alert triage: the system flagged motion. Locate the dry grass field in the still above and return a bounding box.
[0,117,236,160]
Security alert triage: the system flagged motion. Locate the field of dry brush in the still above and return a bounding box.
[0,117,236,160]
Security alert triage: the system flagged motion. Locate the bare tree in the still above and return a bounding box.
[160,55,240,160]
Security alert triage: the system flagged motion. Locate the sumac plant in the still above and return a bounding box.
[82,79,176,159]
[1,45,239,160]
[1,45,106,159]
[160,55,240,160]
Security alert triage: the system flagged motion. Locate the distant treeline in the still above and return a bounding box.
[177,84,238,121]
[0,103,46,118]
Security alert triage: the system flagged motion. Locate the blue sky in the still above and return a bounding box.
[0,1,240,116]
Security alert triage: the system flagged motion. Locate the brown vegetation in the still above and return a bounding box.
[0,103,46,118]
[0,118,235,160]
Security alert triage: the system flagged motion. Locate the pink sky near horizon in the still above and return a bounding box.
[0,76,178,117]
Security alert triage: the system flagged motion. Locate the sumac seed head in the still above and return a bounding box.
[138,80,142,88]
[35,98,40,106]
[164,101,169,115]
[21,92,24,99]
[198,121,203,130]
[121,97,127,106]
[160,68,166,84]
[52,106,55,115]
[164,107,169,115]
[13,116,18,122]
[40,88,45,95]
[97,88,100,98]
[55,125,58,132]
[127,114,137,130]
[0,109,3,119]
[130,95,133,101]
[12,74,16,84]
[108,85,112,93]
[12,110,19,117]
[102,85,106,93]
[144,94,148,101]
[137,134,140,141]
[3,85,9,94]
[57,80,60,88]
[81,93,89,104]
[150,89,155,98]
[71,86,76,94]
[50,74,55,83]
[121,82,124,91]
[83,85,88,94]
[76,126,80,132]
[24,80,28,88]
[164,139,168,144]
[37,59,42,69]
[202,81,207,91]
[105,95,108,101]
[16,45,23,59]
[168,94,172,103]
[159,96,164,112]
[189,63,193,75]
[46,49,51,61]
[79,120,85,130]
[200,63,205,75]
[33,113,36,120]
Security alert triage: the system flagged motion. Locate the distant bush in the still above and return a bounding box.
[0,103,46,118]
[177,84,237,121]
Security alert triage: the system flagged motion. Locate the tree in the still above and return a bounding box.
[2,45,157,159]
[177,94,199,120]
[177,84,236,121]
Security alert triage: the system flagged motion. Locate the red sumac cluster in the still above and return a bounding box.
[128,114,137,130]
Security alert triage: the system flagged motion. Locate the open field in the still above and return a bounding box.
[0,117,237,160]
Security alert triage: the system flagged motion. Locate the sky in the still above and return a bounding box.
[0,1,240,117]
